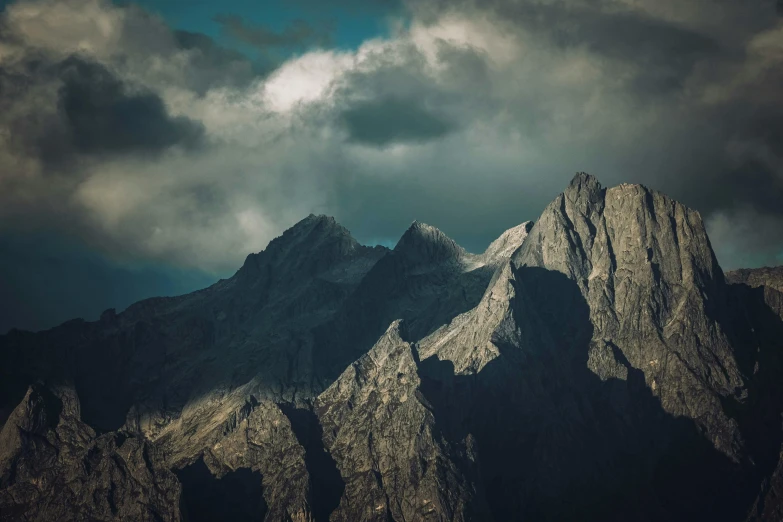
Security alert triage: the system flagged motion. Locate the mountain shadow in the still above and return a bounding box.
[175,457,267,522]
[278,403,345,522]
[727,282,783,519]
[417,266,755,521]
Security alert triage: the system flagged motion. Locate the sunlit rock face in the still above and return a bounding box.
[2,173,783,521]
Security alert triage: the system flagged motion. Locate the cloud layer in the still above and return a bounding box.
[1,0,782,273]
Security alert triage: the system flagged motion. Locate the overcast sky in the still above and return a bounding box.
[1,0,782,332]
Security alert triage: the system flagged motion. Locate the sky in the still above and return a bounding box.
[0,0,782,332]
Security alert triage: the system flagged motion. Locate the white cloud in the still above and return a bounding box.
[263,50,355,113]
[0,0,781,272]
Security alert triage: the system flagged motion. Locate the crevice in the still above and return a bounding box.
[174,457,267,522]
[278,403,344,522]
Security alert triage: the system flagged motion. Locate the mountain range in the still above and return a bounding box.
[1,173,783,521]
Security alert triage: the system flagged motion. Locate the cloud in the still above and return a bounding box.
[0,0,782,277]
[706,207,783,270]
[56,57,204,156]
[172,30,260,94]
[213,14,333,50]
[340,95,454,145]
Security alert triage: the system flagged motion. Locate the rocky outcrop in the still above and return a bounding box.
[480,221,533,265]
[727,266,783,294]
[0,383,180,522]
[315,321,488,522]
[723,267,783,522]
[315,219,529,379]
[514,173,745,458]
[1,173,783,521]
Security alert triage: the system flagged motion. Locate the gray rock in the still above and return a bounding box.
[0,383,180,522]
[1,173,782,521]
[727,266,783,294]
[315,321,488,522]
[514,173,745,458]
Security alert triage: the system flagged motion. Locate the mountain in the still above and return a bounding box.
[727,266,783,296]
[1,173,782,521]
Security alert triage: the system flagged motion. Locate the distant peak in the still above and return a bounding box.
[408,220,440,234]
[300,213,337,227]
[287,214,347,238]
[238,213,363,280]
[395,221,465,264]
[565,171,605,212]
[568,172,601,192]
[483,221,533,262]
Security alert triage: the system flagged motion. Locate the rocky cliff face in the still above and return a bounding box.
[315,321,488,522]
[1,173,782,521]
[0,384,180,521]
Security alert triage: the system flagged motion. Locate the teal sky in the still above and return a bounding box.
[115,0,402,54]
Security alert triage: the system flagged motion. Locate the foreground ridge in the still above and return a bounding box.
[1,173,783,521]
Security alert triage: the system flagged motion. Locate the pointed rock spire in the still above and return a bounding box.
[237,214,371,283]
[565,171,605,217]
[394,221,466,265]
[482,221,533,264]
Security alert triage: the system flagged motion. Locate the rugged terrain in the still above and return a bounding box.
[1,173,782,521]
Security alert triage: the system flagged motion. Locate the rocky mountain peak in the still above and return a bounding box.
[482,221,533,264]
[515,172,743,458]
[394,220,466,266]
[273,214,358,251]
[3,172,783,522]
[568,171,600,191]
[237,214,369,283]
[563,171,606,219]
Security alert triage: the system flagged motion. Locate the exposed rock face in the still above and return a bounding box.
[0,384,180,521]
[727,266,783,294]
[316,219,528,377]
[316,321,487,522]
[1,174,783,521]
[0,214,387,433]
[514,173,745,458]
[150,390,313,522]
[725,267,783,522]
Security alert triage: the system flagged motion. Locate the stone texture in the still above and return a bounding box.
[514,173,745,458]
[316,321,488,522]
[1,173,782,521]
[0,383,180,522]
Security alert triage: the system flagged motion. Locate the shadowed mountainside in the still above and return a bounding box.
[1,173,782,521]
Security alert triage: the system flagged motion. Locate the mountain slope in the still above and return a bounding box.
[514,173,745,457]
[1,173,782,521]
[315,321,488,521]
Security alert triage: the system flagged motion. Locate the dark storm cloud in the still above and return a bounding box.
[421,0,727,94]
[331,42,490,147]
[1,55,204,168]
[341,96,455,146]
[1,0,783,280]
[567,9,723,94]
[213,14,333,50]
[54,57,204,156]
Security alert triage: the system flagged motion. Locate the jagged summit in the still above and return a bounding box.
[237,214,378,283]
[393,220,467,265]
[568,171,600,190]
[276,213,357,248]
[482,221,533,263]
[515,172,741,457]
[4,171,783,522]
